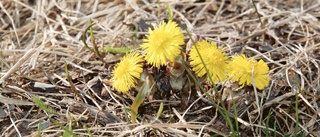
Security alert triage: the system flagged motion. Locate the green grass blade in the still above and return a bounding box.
[156,102,164,119]
[63,126,74,137]
[32,96,56,114]
[82,123,93,137]
[82,22,95,52]
[266,109,272,137]
[37,120,42,137]
[231,98,239,135]
[89,19,94,41]
[273,120,277,137]
[50,118,76,137]
[182,63,229,137]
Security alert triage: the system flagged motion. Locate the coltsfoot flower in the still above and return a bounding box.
[140,21,184,67]
[111,53,144,93]
[228,54,270,90]
[189,40,229,82]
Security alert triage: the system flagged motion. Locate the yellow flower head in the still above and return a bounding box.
[141,21,184,67]
[189,40,229,82]
[111,53,144,93]
[228,54,270,90]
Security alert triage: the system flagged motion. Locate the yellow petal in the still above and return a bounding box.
[141,21,184,67]
[111,53,144,93]
[189,40,229,83]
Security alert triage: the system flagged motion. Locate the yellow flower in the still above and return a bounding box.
[111,53,144,93]
[140,21,184,67]
[189,40,229,82]
[228,54,270,90]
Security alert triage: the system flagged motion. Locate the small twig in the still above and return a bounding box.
[251,0,265,29]
[6,108,22,137]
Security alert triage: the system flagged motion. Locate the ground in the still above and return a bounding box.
[1,0,320,136]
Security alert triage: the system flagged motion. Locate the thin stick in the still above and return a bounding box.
[0,48,36,84]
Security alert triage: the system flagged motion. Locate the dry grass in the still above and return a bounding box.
[1,0,320,136]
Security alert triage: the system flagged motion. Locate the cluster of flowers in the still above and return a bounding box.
[111,21,270,93]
